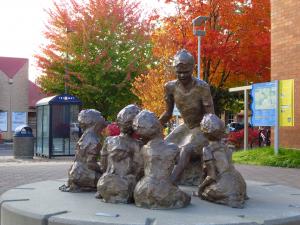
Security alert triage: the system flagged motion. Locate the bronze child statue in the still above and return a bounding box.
[198,113,247,208]
[159,49,215,185]
[133,110,191,209]
[96,104,143,203]
[59,109,107,192]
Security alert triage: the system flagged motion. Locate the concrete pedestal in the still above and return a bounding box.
[1,180,300,225]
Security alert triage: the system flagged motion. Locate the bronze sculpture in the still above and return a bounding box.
[159,49,215,185]
[96,105,143,203]
[198,113,247,208]
[58,48,247,210]
[59,109,107,192]
[133,110,191,209]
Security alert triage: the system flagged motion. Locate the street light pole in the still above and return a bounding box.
[64,49,69,94]
[65,28,74,94]
[8,78,13,138]
[198,36,201,80]
[192,16,209,80]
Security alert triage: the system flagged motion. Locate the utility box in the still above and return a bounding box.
[13,125,34,159]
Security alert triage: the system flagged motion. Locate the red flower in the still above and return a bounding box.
[106,123,120,136]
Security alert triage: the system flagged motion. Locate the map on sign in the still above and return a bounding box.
[251,81,276,126]
[254,86,276,110]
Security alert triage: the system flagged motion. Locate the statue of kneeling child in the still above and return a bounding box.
[198,114,247,208]
[133,110,191,209]
[59,109,107,192]
[96,105,143,203]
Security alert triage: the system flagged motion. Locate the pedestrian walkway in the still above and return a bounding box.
[1,142,300,195]
[0,160,72,195]
[236,164,300,189]
[0,142,13,157]
[1,159,300,196]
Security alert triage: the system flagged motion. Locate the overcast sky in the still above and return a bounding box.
[0,0,175,81]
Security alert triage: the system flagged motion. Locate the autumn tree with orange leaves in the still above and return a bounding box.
[133,0,270,116]
[35,0,153,119]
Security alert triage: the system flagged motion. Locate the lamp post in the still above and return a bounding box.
[65,28,74,94]
[8,78,13,138]
[192,16,209,80]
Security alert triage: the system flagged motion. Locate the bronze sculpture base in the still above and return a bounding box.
[3,180,300,225]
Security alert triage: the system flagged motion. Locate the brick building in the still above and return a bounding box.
[0,56,45,140]
[272,1,300,148]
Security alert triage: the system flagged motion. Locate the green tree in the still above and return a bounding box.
[35,0,152,119]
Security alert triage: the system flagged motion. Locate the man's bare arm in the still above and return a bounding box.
[159,83,175,125]
[202,85,215,114]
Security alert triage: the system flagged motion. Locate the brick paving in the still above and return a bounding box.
[236,164,300,189]
[0,143,12,156]
[0,161,299,196]
[0,160,72,195]
[0,142,300,195]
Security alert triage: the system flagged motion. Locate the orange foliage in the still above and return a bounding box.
[133,0,270,112]
[132,65,174,116]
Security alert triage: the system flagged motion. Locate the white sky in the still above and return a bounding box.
[0,0,175,82]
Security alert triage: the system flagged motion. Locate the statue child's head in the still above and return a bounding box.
[133,110,162,143]
[78,109,106,131]
[200,114,225,141]
[117,104,141,134]
[174,49,194,85]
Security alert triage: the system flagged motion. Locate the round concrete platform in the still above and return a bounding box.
[1,180,300,225]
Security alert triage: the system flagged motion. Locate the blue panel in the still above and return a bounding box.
[250,81,276,126]
[49,94,82,105]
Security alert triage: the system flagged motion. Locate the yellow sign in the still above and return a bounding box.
[279,79,294,126]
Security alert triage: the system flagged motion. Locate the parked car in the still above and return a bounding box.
[227,122,244,132]
[227,122,255,132]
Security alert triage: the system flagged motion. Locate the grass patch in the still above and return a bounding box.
[232,147,300,168]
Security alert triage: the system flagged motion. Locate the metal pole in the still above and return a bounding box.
[65,28,73,94]
[8,79,13,138]
[64,51,68,94]
[274,80,279,155]
[9,84,12,136]
[244,89,249,150]
[198,36,201,79]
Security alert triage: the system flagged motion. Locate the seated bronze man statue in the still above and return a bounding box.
[159,49,215,185]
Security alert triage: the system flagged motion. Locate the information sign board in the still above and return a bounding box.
[279,79,294,126]
[251,81,276,126]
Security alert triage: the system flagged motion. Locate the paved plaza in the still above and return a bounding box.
[0,143,13,157]
[1,144,300,196]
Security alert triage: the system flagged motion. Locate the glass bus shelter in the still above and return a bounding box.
[36,94,82,158]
